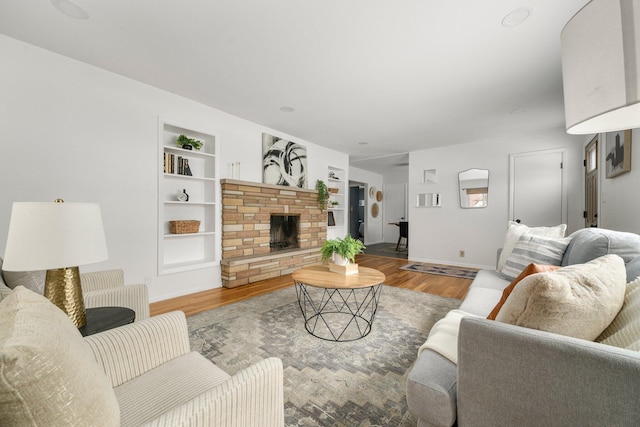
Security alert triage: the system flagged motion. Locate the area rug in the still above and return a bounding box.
[187,286,460,426]
[400,263,478,279]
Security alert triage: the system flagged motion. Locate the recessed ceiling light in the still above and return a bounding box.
[502,7,533,27]
[51,0,89,19]
[357,141,368,145]
[279,106,295,113]
[510,107,527,115]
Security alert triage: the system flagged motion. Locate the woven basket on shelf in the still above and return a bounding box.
[328,187,340,194]
[169,220,200,234]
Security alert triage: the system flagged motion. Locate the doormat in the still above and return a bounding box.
[400,263,478,279]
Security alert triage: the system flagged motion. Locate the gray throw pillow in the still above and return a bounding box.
[2,270,46,294]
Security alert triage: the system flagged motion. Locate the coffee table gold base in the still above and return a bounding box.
[295,282,382,342]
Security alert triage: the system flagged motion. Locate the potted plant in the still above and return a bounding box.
[330,200,339,207]
[321,235,366,266]
[316,179,330,210]
[176,134,204,151]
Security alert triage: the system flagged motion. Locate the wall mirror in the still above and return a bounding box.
[417,193,441,208]
[458,168,489,208]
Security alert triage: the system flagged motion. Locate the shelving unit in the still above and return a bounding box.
[158,119,219,275]
[327,166,347,239]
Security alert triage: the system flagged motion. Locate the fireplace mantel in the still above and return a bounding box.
[220,179,326,288]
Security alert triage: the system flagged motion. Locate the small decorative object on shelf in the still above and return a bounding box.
[321,235,366,275]
[329,170,340,180]
[169,220,200,234]
[176,134,203,151]
[331,201,339,207]
[328,187,339,194]
[177,189,189,202]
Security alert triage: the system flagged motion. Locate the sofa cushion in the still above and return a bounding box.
[627,255,640,283]
[597,277,640,351]
[497,221,567,271]
[0,286,120,426]
[487,263,560,320]
[2,269,46,294]
[501,234,570,281]
[562,228,640,266]
[495,255,626,341]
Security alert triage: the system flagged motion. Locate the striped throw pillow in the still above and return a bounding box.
[501,234,571,281]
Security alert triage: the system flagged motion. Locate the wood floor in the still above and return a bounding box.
[149,254,474,317]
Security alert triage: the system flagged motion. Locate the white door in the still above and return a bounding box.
[509,149,566,227]
[382,183,407,243]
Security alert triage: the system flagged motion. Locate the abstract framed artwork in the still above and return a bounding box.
[605,130,632,178]
[262,133,307,188]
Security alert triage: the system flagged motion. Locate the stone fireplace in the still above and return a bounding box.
[220,179,326,288]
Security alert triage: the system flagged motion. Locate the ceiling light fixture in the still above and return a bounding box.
[562,0,640,134]
[357,141,368,145]
[502,7,533,27]
[510,107,527,115]
[279,106,295,113]
[51,0,89,19]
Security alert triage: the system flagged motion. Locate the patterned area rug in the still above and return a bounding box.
[187,286,460,426]
[400,263,478,279]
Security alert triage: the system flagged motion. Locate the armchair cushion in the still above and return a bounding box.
[115,351,230,426]
[0,286,120,426]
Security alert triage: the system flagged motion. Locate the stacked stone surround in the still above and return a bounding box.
[220,179,326,288]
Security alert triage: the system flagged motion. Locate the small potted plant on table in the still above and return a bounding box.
[321,235,366,275]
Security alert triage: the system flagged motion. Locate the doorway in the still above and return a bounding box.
[509,149,567,226]
[585,135,598,227]
[348,182,365,241]
[382,183,407,243]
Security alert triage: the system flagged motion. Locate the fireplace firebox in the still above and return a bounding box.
[270,214,300,251]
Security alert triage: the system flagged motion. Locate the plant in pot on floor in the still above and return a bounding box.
[321,235,366,267]
[176,134,203,151]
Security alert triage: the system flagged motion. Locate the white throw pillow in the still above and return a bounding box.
[500,234,571,281]
[496,221,567,271]
[0,286,120,426]
[496,254,626,341]
[597,277,640,351]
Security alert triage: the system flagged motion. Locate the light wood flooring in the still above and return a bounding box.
[150,254,474,317]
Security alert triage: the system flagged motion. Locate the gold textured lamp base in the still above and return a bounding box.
[44,267,87,328]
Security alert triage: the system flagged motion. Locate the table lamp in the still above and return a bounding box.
[562,0,640,134]
[2,200,108,327]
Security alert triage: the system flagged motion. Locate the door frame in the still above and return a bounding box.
[508,148,568,225]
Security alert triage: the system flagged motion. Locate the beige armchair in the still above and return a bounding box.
[0,286,285,426]
[0,257,149,320]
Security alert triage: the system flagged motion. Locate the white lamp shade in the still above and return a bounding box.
[3,202,108,271]
[561,0,640,134]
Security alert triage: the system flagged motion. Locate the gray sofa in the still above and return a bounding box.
[407,228,640,427]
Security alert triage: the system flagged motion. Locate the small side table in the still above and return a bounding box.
[79,306,136,337]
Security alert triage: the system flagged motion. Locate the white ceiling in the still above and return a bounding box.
[0,0,589,174]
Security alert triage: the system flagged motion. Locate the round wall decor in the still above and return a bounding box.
[369,186,377,199]
[376,191,383,202]
[371,202,379,218]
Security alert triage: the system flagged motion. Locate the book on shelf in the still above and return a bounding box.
[165,152,194,176]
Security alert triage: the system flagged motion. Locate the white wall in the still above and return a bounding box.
[408,128,585,269]
[598,129,640,233]
[349,167,384,244]
[0,35,348,302]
